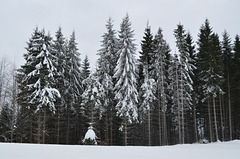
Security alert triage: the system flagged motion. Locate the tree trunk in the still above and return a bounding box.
[222,95,228,140]
[110,108,113,145]
[148,109,151,146]
[212,96,219,141]
[193,99,198,142]
[30,114,33,143]
[10,78,16,143]
[91,103,94,124]
[181,90,184,144]
[163,111,167,145]
[37,112,41,144]
[57,105,60,144]
[158,99,162,146]
[66,105,70,144]
[227,73,232,140]
[219,94,224,141]
[208,99,213,142]
[42,109,46,144]
[180,66,185,144]
[124,117,127,146]
[160,62,167,145]
[175,63,181,144]
[105,111,109,145]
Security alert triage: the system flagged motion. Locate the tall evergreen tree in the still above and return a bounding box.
[185,32,198,143]
[138,23,155,146]
[151,28,170,145]
[168,53,181,145]
[221,30,233,141]
[17,28,60,144]
[81,74,104,128]
[114,14,138,146]
[64,31,82,144]
[77,55,91,144]
[197,19,223,142]
[174,24,194,144]
[16,66,33,143]
[51,27,67,144]
[97,18,118,145]
[140,66,156,146]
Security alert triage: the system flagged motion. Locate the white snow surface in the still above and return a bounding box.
[1,140,240,159]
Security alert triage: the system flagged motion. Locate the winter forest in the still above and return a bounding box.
[0,14,240,146]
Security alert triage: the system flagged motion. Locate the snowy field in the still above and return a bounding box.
[1,140,240,159]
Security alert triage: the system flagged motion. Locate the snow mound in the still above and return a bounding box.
[84,126,96,140]
[82,125,97,145]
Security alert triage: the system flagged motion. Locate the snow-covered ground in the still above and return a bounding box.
[1,140,240,159]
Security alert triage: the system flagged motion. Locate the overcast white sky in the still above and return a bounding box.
[0,0,239,69]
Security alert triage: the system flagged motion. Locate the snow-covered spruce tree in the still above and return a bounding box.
[97,17,118,77]
[185,32,198,143]
[174,24,194,144]
[81,72,114,145]
[114,14,138,146]
[97,17,118,145]
[140,66,156,146]
[17,28,60,144]
[16,66,34,143]
[168,53,181,144]
[81,74,104,130]
[64,31,82,144]
[197,20,214,142]
[150,27,170,146]
[210,33,223,142]
[79,55,91,143]
[138,24,155,146]
[51,27,68,144]
[221,30,233,141]
[196,19,223,142]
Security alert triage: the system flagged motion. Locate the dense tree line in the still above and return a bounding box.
[0,15,239,146]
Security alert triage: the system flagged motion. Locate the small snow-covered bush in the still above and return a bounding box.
[199,138,209,144]
[82,125,97,145]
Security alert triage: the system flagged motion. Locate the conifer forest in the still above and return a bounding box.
[0,15,240,146]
